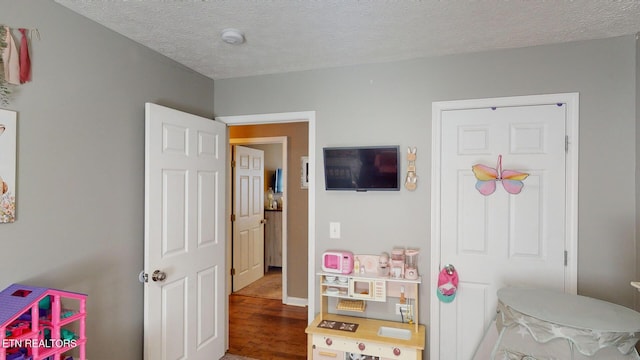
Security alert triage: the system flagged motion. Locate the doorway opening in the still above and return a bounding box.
[216,111,317,355]
[230,136,287,300]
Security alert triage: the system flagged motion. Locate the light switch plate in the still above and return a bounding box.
[329,222,341,239]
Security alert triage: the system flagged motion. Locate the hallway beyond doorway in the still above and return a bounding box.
[234,267,282,300]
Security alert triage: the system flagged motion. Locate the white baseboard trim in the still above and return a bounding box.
[284,296,308,307]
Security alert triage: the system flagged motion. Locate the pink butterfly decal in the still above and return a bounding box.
[472,155,529,195]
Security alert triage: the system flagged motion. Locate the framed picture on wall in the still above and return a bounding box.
[0,109,17,223]
[301,156,309,189]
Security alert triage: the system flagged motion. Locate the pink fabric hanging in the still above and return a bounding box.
[2,26,20,85]
[18,28,31,83]
[436,266,459,303]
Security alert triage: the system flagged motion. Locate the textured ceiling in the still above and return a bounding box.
[54,0,640,80]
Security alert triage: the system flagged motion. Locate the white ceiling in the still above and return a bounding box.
[54,1,640,80]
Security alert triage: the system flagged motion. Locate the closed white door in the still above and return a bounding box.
[232,145,265,291]
[432,95,578,360]
[144,103,226,360]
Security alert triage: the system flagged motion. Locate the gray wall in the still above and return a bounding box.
[0,1,214,359]
[215,36,639,327]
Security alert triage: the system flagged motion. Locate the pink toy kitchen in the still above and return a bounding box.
[305,249,426,360]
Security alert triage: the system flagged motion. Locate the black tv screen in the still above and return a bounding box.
[323,146,400,191]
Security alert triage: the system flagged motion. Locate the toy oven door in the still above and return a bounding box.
[348,278,374,300]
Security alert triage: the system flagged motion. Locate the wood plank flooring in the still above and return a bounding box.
[234,269,282,300]
[228,294,307,360]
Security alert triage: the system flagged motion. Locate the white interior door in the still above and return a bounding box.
[144,103,226,360]
[232,145,265,291]
[432,97,577,360]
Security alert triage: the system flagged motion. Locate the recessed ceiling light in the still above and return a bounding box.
[221,28,245,45]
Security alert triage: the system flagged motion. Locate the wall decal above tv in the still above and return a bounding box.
[323,145,400,191]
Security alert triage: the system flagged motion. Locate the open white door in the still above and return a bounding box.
[431,94,579,360]
[144,103,226,360]
[232,145,265,291]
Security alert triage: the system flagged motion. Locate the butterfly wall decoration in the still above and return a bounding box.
[472,155,529,195]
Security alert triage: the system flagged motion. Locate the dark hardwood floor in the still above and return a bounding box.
[228,294,308,359]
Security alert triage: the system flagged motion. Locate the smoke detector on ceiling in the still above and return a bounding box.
[221,28,245,45]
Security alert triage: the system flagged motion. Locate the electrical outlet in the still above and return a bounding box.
[396,303,412,315]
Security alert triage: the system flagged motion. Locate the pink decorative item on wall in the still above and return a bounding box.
[0,26,38,105]
[404,147,417,191]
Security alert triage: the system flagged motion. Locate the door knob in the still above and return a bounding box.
[444,264,456,275]
[152,270,167,282]
[260,219,267,224]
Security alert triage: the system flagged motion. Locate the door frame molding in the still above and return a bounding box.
[230,136,288,300]
[429,93,579,359]
[216,110,316,318]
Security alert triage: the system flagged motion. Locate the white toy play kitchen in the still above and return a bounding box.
[306,249,425,360]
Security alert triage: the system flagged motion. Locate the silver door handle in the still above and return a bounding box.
[444,264,456,275]
[152,270,167,282]
[260,219,267,224]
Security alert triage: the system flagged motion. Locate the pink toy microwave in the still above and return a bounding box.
[322,251,354,274]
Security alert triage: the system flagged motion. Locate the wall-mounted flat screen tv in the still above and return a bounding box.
[323,146,400,191]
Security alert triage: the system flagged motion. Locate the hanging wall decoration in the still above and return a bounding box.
[404,147,417,191]
[472,154,529,196]
[0,25,37,106]
[0,108,16,223]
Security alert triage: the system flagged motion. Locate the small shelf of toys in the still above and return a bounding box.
[0,284,86,360]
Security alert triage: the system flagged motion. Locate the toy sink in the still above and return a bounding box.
[377,326,411,340]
